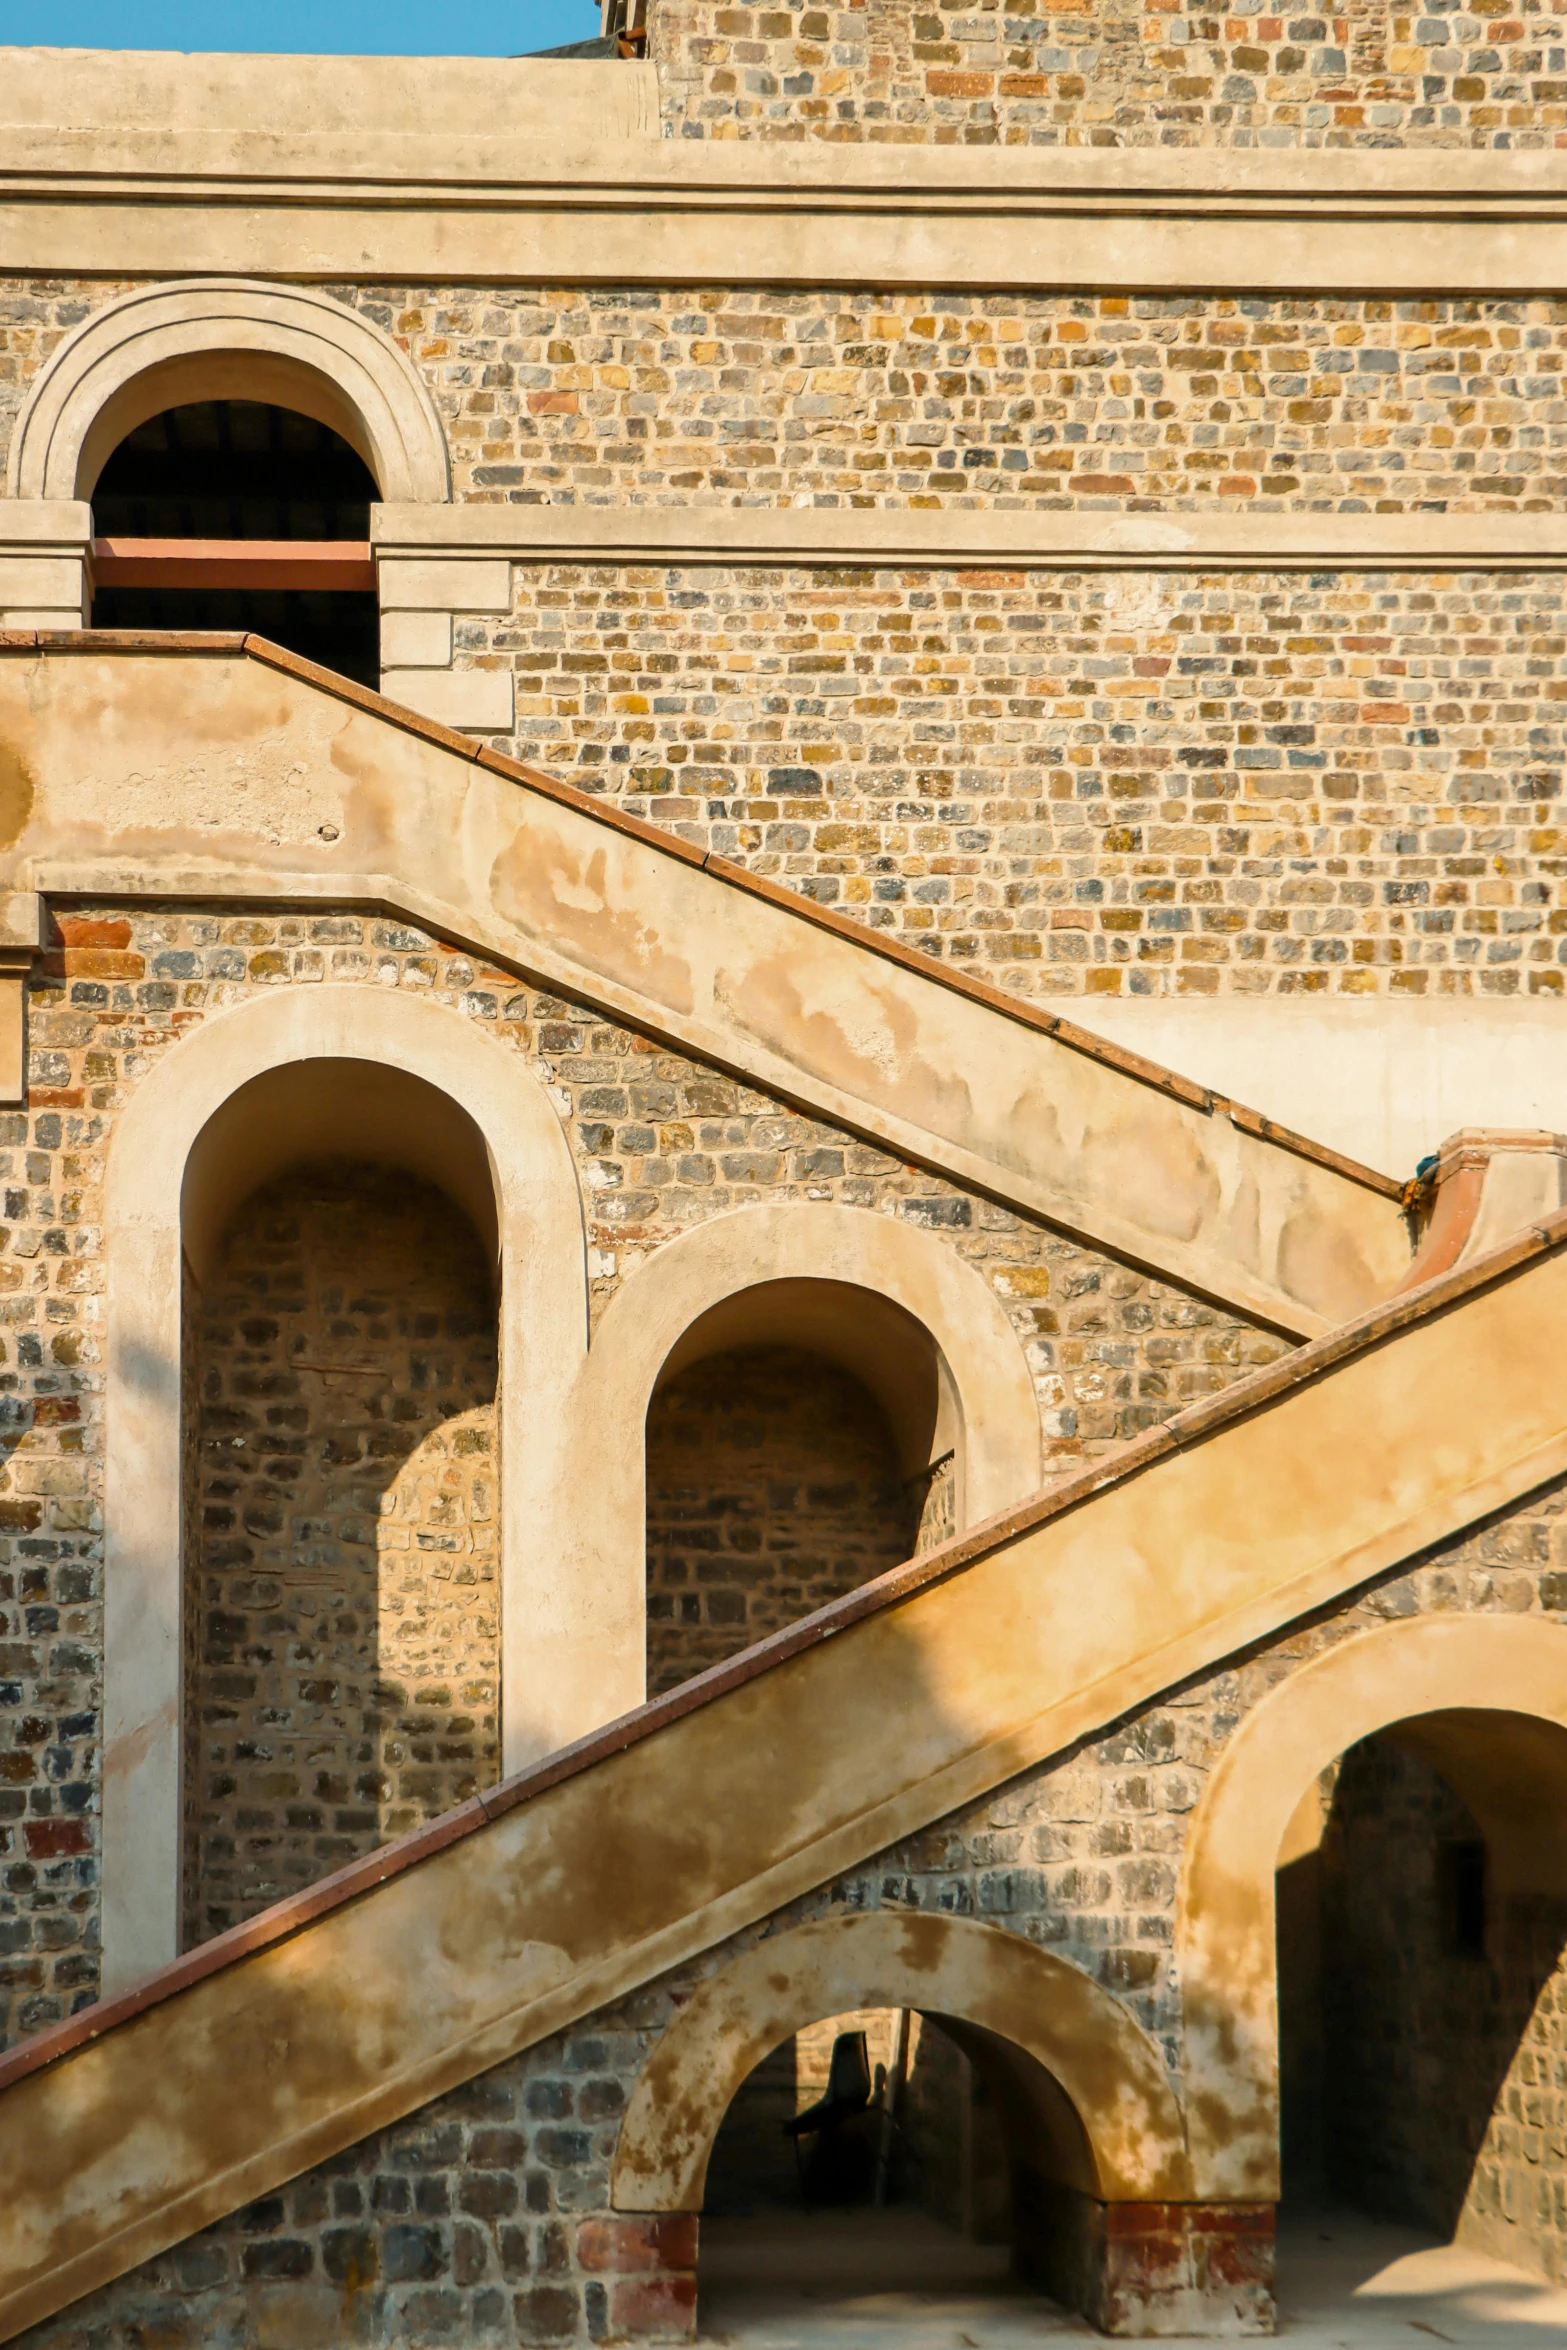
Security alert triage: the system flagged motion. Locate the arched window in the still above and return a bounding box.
[90,398,379,686]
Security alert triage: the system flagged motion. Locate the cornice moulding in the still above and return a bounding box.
[371,503,1567,572]
[5,136,1567,287]
[6,129,1567,203]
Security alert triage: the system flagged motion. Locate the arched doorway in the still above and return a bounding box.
[90,398,380,685]
[180,1060,503,1944]
[1277,1710,1567,2276]
[1178,1616,1567,2304]
[612,1910,1203,2338]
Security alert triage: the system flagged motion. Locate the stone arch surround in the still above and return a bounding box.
[557,1200,1044,1731]
[610,1908,1192,2213]
[1176,1611,1567,2205]
[101,984,586,1994]
[6,278,452,503]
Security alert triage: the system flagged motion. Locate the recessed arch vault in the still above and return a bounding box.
[611,1908,1192,2212]
[102,984,586,1995]
[7,278,451,503]
[555,1201,1044,1735]
[1175,1611,1567,2204]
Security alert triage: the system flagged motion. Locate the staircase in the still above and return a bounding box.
[1,1210,1565,2342]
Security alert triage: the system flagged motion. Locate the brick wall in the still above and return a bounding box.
[19,1501,1567,2346]
[0,904,1277,2047]
[645,1343,919,1695]
[650,0,1567,146]
[187,1160,500,1946]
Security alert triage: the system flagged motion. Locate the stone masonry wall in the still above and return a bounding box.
[13,286,1567,515]
[651,0,1567,147]
[9,281,1567,1000]
[495,563,1567,1003]
[188,1161,499,1947]
[0,903,1280,2049]
[644,1344,919,1694]
[18,1483,1567,2346]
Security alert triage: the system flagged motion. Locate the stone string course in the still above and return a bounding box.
[0,907,1280,2049]
[651,0,1567,147]
[16,1499,1567,2346]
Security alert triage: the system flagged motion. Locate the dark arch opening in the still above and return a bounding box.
[90,399,380,688]
[699,2004,1092,2334]
[1276,1709,1567,2290]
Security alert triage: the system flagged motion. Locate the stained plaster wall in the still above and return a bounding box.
[0,904,1277,2050]
[15,1485,1567,2347]
[649,0,1567,147]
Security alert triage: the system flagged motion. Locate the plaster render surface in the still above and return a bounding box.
[0,47,659,147]
[14,164,1567,288]
[372,503,1567,569]
[1075,1001,1567,1178]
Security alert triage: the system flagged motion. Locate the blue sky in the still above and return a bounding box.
[0,2,598,55]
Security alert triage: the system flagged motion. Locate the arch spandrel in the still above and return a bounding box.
[610,1908,1192,2214]
[7,279,451,504]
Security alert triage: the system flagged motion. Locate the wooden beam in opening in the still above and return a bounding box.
[91,539,376,592]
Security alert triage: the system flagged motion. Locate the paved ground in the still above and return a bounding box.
[698,2206,1567,2345]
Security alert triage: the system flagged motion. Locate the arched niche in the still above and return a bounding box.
[554,1202,1043,1728]
[644,1275,960,1690]
[7,279,451,505]
[102,985,586,1995]
[181,1080,503,1944]
[181,1058,500,1284]
[1175,1612,1567,2206]
[653,1276,955,1489]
